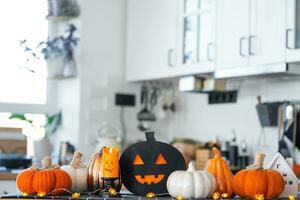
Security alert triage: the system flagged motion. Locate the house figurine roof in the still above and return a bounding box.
[267,152,300,184]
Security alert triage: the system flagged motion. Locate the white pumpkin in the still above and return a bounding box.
[167,162,217,199]
[61,151,88,192]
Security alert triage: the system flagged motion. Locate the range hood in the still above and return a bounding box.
[215,63,300,79]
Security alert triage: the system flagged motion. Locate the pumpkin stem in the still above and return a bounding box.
[145,131,156,141]
[247,152,265,169]
[212,147,222,158]
[41,156,52,169]
[254,152,265,168]
[70,151,84,168]
[31,163,38,170]
[187,162,196,172]
[52,164,60,169]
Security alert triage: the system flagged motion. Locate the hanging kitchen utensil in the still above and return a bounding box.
[137,84,156,131]
[278,103,292,158]
[255,96,281,127]
[284,104,300,151]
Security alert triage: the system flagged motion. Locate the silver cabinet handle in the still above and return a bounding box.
[239,37,248,57]
[286,28,293,49]
[168,49,174,67]
[207,42,214,62]
[249,35,256,56]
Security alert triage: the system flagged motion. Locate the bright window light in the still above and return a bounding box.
[0,1,48,104]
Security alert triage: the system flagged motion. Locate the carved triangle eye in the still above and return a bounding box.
[133,154,144,165]
[155,153,167,165]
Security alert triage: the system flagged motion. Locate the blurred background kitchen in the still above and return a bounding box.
[1,0,300,194]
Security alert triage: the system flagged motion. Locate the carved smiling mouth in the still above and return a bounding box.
[105,168,113,172]
[134,174,165,185]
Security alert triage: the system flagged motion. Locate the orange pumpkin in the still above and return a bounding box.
[233,152,284,199]
[32,156,56,196]
[51,167,72,195]
[204,147,234,197]
[16,165,38,195]
[293,162,300,177]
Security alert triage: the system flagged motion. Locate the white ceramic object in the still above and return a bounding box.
[61,151,88,192]
[167,162,216,199]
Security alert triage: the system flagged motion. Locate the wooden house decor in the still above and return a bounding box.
[267,152,300,197]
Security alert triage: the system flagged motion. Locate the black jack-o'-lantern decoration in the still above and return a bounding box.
[120,131,186,196]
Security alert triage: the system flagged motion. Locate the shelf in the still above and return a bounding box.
[46,15,78,22]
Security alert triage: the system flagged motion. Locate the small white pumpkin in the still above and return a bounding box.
[167,162,217,199]
[61,151,88,192]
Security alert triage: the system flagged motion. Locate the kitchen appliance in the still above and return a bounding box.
[0,153,32,169]
[137,85,157,131]
[59,141,75,165]
[94,122,121,151]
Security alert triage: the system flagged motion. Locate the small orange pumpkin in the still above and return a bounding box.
[51,167,72,195]
[233,152,284,199]
[293,162,300,177]
[16,165,38,195]
[204,147,234,197]
[32,156,56,196]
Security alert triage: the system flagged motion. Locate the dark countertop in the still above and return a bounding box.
[0,194,173,200]
[0,193,297,200]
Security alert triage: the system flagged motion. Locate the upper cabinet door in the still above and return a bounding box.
[125,0,178,81]
[217,0,250,69]
[249,0,286,66]
[175,0,217,76]
[286,0,300,62]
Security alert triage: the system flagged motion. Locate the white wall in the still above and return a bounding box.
[170,76,300,164]
[54,0,173,161]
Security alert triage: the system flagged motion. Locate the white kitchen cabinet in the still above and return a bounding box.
[249,0,285,66]
[217,0,250,69]
[174,0,217,76]
[216,0,286,77]
[286,0,300,62]
[125,0,179,81]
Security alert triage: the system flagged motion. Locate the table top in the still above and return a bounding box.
[0,194,173,200]
[0,172,18,180]
[1,193,298,200]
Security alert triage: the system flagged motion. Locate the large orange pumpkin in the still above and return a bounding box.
[204,147,234,197]
[32,156,56,196]
[233,152,284,199]
[16,165,38,195]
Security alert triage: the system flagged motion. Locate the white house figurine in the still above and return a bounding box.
[267,152,299,197]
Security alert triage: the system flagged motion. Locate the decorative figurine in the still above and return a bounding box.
[267,152,300,198]
[120,131,186,196]
[101,147,121,197]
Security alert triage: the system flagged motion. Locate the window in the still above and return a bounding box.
[0,1,48,105]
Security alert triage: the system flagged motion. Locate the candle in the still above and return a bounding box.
[102,147,119,178]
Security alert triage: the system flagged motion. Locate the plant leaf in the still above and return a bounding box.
[9,113,33,124]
